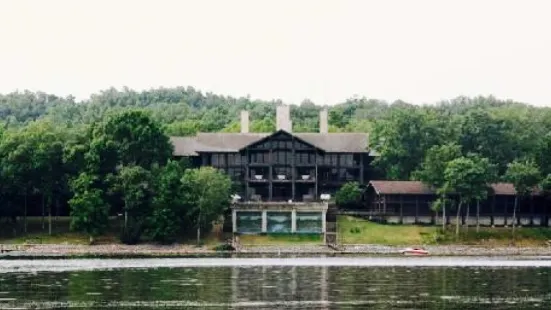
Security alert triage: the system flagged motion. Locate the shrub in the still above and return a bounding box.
[335,182,362,207]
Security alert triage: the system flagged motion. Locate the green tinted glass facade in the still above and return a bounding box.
[236,211,262,233]
[267,212,292,233]
[296,212,322,233]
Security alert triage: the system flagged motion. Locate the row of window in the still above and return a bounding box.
[236,211,323,233]
[222,167,360,182]
[251,140,314,150]
[210,153,360,166]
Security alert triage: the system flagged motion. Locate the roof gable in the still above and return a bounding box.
[239,130,323,152]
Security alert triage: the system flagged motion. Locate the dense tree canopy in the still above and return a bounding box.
[2,86,551,242]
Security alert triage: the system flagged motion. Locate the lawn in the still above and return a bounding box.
[338,215,551,246]
[0,216,226,246]
[338,216,439,245]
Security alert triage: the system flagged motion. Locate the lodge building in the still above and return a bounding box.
[170,106,375,235]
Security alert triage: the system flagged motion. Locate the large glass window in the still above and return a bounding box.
[273,151,292,165]
[296,212,323,233]
[273,167,292,179]
[211,154,226,167]
[250,152,269,164]
[227,168,244,181]
[339,154,353,167]
[236,212,262,233]
[227,153,242,166]
[267,212,292,233]
[297,152,315,165]
[319,154,338,166]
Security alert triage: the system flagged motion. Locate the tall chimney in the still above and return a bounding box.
[240,110,249,133]
[276,105,292,132]
[319,109,328,133]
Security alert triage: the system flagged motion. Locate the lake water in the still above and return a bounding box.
[1,256,551,309]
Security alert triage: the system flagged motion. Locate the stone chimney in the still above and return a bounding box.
[240,110,249,133]
[276,105,292,132]
[319,109,328,133]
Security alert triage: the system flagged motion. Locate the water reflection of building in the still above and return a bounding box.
[230,262,330,308]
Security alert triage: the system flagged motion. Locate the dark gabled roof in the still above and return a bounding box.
[171,131,370,156]
[297,133,369,153]
[369,181,434,195]
[239,130,323,152]
[368,181,541,197]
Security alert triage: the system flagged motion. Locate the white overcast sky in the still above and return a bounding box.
[0,0,550,106]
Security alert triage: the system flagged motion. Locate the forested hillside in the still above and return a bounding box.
[2,86,551,242]
[2,87,550,180]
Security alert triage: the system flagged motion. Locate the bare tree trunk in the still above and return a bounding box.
[455,201,462,237]
[197,213,202,245]
[48,197,52,236]
[197,226,201,245]
[476,200,480,233]
[55,197,60,223]
[442,198,446,231]
[124,211,128,230]
[465,202,470,233]
[24,194,28,234]
[42,194,45,230]
[512,195,518,241]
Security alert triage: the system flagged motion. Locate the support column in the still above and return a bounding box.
[232,209,237,233]
[359,154,364,184]
[322,210,327,233]
[504,198,508,226]
[315,153,319,200]
[262,210,267,233]
[245,150,250,200]
[490,195,495,226]
[399,195,403,224]
[415,196,419,224]
[291,137,296,201]
[530,196,535,226]
[291,209,297,233]
[269,148,273,201]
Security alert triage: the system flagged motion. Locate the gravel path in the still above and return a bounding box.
[3,243,551,257]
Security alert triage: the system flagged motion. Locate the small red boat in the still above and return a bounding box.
[400,247,429,256]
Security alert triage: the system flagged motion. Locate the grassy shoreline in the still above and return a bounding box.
[3,216,551,259]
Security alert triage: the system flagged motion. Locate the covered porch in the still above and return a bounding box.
[231,202,328,235]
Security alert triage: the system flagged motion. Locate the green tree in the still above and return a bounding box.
[533,133,551,176]
[148,160,187,243]
[68,173,109,244]
[0,129,36,233]
[26,121,66,235]
[113,165,154,244]
[335,182,362,208]
[371,107,444,179]
[443,157,492,236]
[181,167,232,244]
[505,160,541,239]
[458,109,519,174]
[414,143,462,230]
[90,110,173,169]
